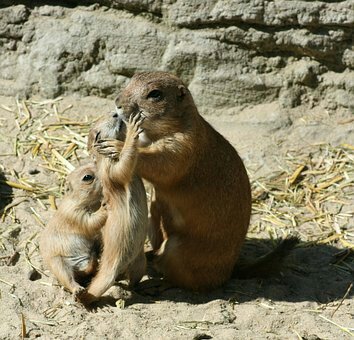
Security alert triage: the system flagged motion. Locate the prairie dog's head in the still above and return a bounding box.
[113,72,198,143]
[87,113,126,155]
[67,163,102,206]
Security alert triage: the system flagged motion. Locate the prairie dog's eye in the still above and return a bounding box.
[82,174,94,182]
[147,89,163,101]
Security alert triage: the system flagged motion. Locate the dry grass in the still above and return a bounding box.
[250,144,354,243]
[1,98,97,204]
[249,142,354,277]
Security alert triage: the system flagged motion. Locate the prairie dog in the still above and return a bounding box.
[80,113,148,304]
[40,163,106,298]
[101,71,252,291]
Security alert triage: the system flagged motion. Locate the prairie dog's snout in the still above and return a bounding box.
[112,107,125,128]
[112,108,151,147]
[111,109,126,141]
[113,106,124,121]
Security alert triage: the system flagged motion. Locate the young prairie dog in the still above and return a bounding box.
[97,71,252,291]
[40,163,107,298]
[80,112,148,305]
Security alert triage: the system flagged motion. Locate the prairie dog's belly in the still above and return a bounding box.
[130,176,149,230]
[65,235,99,272]
[66,254,94,272]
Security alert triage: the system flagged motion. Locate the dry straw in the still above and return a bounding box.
[1,98,98,205]
[250,142,354,273]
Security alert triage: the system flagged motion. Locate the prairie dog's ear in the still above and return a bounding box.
[177,85,187,101]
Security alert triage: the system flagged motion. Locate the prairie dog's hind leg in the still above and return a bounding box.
[127,249,146,287]
[149,200,166,251]
[48,256,84,295]
[155,237,231,291]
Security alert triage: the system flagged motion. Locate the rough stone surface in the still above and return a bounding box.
[0,1,353,113]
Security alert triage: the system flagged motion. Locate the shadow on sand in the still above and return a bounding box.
[114,238,354,308]
[0,169,13,214]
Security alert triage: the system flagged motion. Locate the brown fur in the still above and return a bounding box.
[100,71,252,291]
[80,113,148,304]
[40,163,106,298]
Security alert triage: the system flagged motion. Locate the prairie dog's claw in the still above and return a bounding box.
[73,286,86,302]
[94,131,101,143]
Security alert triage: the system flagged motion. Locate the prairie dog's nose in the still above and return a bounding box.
[117,115,124,131]
[111,109,126,133]
[112,107,124,118]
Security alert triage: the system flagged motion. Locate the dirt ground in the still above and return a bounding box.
[0,95,353,339]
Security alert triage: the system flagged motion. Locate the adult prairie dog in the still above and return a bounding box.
[80,112,148,304]
[40,163,106,298]
[99,71,252,291]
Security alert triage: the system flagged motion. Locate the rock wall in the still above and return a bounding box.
[0,1,353,114]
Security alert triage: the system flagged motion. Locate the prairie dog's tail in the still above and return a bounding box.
[232,236,299,279]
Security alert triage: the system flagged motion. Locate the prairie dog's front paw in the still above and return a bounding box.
[94,139,123,159]
[126,112,145,140]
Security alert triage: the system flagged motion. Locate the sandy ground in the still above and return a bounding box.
[0,95,353,339]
